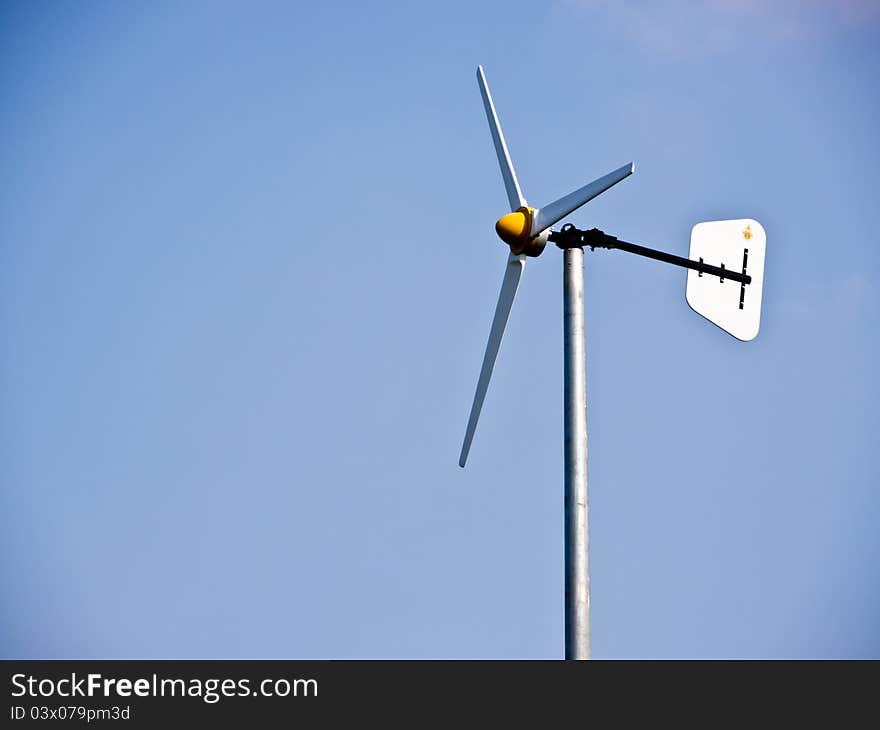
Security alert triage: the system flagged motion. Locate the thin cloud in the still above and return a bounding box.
[561,0,880,57]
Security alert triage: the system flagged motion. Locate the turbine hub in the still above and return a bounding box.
[495,210,530,247]
[494,207,547,257]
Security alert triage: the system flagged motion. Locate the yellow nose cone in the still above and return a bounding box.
[495,211,529,247]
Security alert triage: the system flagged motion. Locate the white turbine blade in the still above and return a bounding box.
[477,65,526,212]
[530,162,634,237]
[459,252,526,467]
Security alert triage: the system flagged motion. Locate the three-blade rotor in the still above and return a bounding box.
[459,66,633,467]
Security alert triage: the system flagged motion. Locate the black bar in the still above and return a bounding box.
[739,248,749,310]
[610,238,751,285]
[549,227,751,285]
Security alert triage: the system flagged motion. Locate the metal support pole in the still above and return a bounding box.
[563,246,590,660]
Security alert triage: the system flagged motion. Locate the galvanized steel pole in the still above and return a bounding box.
[563,245,590,660]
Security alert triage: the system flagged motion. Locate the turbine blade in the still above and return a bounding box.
[530,162,634,237]
[477,65,526,212]
[459,252,526,467]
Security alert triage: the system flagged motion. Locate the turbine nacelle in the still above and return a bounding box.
[495,207,549,257]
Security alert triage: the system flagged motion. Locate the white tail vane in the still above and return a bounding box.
[459,251,525,467]
[477,65,526,212]
[531,163,634,237]
[686,219,766,341]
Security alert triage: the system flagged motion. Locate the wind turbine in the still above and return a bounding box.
[459,66,766,660]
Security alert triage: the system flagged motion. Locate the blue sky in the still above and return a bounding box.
[1,1,878,658]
